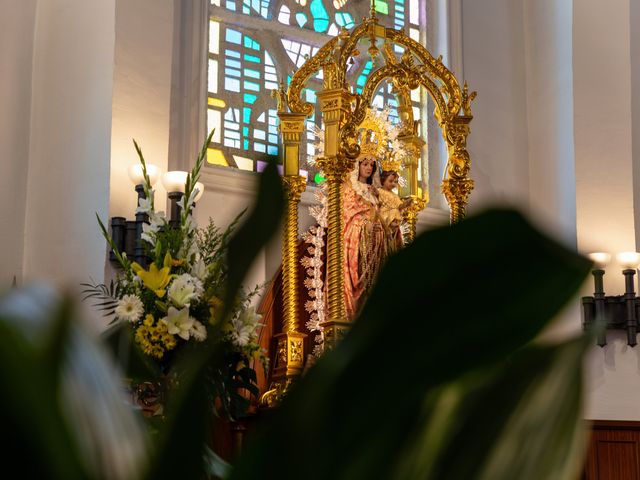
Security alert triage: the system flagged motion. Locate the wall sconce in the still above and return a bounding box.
[109,164,160,267]
[582,251,640,347]
[162,171,204,228]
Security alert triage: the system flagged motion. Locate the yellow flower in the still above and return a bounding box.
[171,258,185,267]
[208,296,224,325]
[132,259,172,297]
[134,318,177,360]
[208,296,223,308]
[143,314,154,327]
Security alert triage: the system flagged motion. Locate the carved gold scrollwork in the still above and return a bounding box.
[442,178,474,224]
[268,13,476,405]
[290,339,303,363]
[402,196,427,243]
[287,37,339,115]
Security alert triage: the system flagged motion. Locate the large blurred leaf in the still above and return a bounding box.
[223,158,284,318]
[392,337,589,480]
[0,284,148,480]
[102,319,162,381]
[148,158,284,478]
[144,349,210,480]
[230,209,591,479]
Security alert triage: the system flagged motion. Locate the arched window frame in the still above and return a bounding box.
[167,0,462,217]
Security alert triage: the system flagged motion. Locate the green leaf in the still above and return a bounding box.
[133,138,154,209]
[144,361,210,480]
[392,338,589,480]
[96,213,131,273]
[101,320,161,380]
[223,158,284,319]
[203,445,232,479]
[229,209,591,480]
[0,286,148,479]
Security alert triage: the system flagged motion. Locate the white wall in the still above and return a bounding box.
[461,0,530,214]
[110,0,175,219]
[574,0,640,421]
[0,0,38,289]
[574,0,635,283]
[522,0,576,248]
[22,0,115,288]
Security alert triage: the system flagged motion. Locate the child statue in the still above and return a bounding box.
[377,170,411,254]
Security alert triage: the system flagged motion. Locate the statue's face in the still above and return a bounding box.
[382,173,398,191]
[359,157,375,180]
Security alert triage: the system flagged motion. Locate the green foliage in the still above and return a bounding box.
[229,209,592,480]
[0,285,149,479]
[0,155,592,480]
[144,156,284,480]
[222,159,285,321]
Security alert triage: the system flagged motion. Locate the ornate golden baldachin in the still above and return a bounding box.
[265,10,476,405]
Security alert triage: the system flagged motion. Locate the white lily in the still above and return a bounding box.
[191,256,207,282]
[161,307,194,340]
[229,307,263,347]
[167,274,201,308]
[135,194,153,215]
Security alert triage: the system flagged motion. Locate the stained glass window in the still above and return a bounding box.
[207,0,426,184]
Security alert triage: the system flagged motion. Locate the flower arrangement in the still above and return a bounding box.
[84,131,266,419]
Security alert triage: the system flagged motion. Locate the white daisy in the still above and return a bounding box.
[190,320,207,341]
[114,294,144,323]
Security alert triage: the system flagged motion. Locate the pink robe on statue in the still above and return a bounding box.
[342,180,386,320]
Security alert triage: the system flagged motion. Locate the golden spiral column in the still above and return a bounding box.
[281,176,306,335]
[316,84,355,350]
[260,112,307,408]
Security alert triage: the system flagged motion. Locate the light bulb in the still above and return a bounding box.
[128,164,159,186]
[162,171,188,193]
[616,251,640,269]
[587,252,611,269]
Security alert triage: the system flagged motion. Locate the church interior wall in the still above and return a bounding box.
[461,0,531,217]
[0,0,38,290]
[4,0,640,422]
[0,0,115,294]
[574,0,640,421]
[110,0,175,221]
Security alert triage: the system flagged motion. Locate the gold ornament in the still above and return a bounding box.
[263,12,477,404]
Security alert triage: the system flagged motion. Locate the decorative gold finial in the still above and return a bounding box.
[461,81,477,116]
[271,79,288,113]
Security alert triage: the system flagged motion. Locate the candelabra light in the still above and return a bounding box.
[162,171,204,228]
[582,251,640,347]
[109,165,204,268]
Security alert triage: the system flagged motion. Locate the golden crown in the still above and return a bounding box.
[311,107,409,173]
[380,153,403,172]
[356,109,406,172]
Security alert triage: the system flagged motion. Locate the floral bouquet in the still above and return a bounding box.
[84,131,266,420]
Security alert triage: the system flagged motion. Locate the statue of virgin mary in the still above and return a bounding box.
[259,109,406,360]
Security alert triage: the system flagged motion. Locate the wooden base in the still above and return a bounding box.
[584,420,640,479]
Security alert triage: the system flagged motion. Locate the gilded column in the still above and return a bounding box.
[275,174,306,375]
[397,129,427,243]
[316,82,354,349]
[261,113,307,407]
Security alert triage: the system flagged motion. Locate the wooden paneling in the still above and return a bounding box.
[585,421,640,480]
